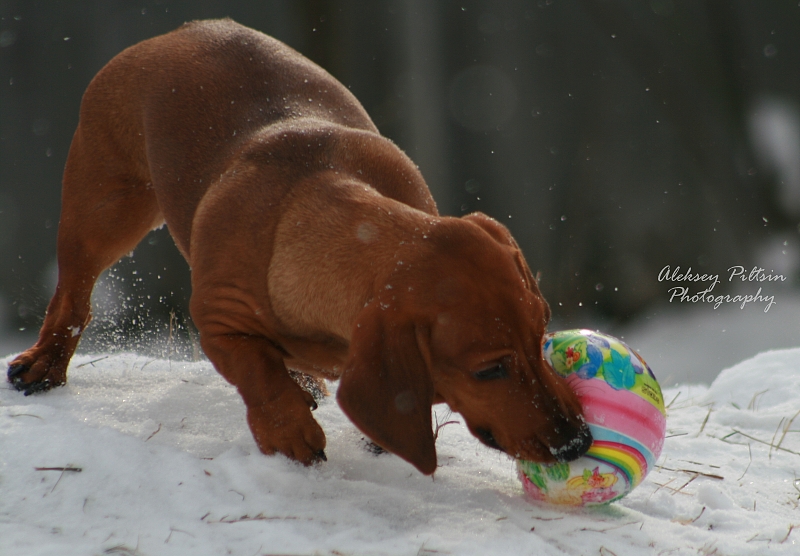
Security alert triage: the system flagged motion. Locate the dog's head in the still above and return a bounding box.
[337,212,591,475]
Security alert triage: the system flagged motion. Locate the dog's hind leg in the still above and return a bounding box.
[7,123,162,394]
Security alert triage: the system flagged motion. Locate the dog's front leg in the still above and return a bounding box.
[199,332,327,465]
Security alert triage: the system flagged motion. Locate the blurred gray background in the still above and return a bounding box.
[2,0,799,384]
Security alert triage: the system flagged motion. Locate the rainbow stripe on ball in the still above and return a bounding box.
[584,428,652,492]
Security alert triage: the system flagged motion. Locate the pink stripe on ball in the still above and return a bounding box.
[567,374,666,458]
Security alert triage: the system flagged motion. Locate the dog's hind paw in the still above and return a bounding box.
[288,369,328,404]
[362,438,387,455]
[7,355,68,396]
[7,362,27,381]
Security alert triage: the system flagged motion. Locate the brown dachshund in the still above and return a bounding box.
[7,19,591,475]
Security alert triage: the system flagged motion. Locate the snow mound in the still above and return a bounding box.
[703,348,800,410]
[1,350,799,555]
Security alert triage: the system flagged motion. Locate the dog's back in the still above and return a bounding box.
[76,18,385,254]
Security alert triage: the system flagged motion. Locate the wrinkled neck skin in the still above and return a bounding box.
[267,168,444,373]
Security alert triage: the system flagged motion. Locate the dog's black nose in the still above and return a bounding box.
[552,425,593,463]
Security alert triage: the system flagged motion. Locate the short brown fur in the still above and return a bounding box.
[8,19,590,475]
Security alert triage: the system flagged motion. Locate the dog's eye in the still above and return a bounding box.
[473,363,508,381]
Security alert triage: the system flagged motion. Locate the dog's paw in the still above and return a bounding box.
[362,437,387,455]
[7,353,68,396]
[246,389,328,466]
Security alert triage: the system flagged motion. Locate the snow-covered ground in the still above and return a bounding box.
[1,346,799,555]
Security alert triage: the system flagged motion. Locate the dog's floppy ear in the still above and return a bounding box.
[463,212,538,292]
[463,212,550,323]
[337,299,437,475]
